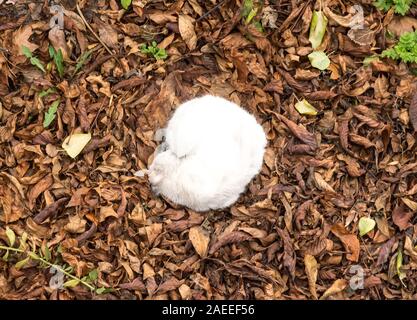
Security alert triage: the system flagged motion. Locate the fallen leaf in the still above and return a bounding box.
[13,25,38,56]
[387,16,417,37]
[309,10,328,49]
[331,223,360,262]
[209,231,252,255]
[314,172,335,193]
[407,91,417,132]
[178,15,197,51]
[62,132,92,158]
[308,51,330,70]
[295,99,318,116]
[376,237,396,268]
[304,254,318,299]
[189,226,210,258]
[358,217,376,236]
[64,214,87,234]
[392,205,413,230]
[320,279,347,300]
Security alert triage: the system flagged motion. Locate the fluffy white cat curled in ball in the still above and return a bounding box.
[147,95,267,212]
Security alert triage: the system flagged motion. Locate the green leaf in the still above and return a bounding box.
[88,269,98,281]
[15,257,30,270]
[54,49,64,78]
[308,51,330,70]
[358,217,376,236]
[245,7,258,24]
[381,30,417,64]
[43,99,60,128]
[30,57,46,73]
[242,0,254,18]
[21,46,33,58]
[63,279,80,288]
[121,0,132,10]
[5,227,15,247]
[309,10,328,49]
[39,88,56,98]
[49,45,55,58]
[28,251,39,260]
[96,287,113,294]
[74,50,92,75]
[43,244,51,262]
[374,0,415,15]
[141,42,168,60]
[295,99,318,116]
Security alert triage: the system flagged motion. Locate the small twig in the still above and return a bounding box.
[33,197,69,224]
[76,223,97,245]
[76,3,120,65]
[0,245,95,291]
[195,0,228,23]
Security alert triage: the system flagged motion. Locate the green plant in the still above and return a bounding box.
[121,0,132,10]
[381,30,417,63]
[43,99,60,128]
[241,0,264,32]
[73,50,92,75]
[49,46,64,78]
[141,41,168,60]
[21,46,46,73]
[39,87,56,98]
[374,0,416,15]
[0,227,107,293]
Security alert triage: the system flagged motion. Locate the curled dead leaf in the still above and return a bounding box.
[189,226,210,258]
[320,279,347,300]
[330,223,360,262]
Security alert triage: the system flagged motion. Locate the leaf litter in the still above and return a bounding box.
[0,0,416,300]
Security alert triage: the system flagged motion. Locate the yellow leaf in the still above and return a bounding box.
[63,279,80,288]
[320,279,347,300]
[358,217,376,236]
[295,99,318,116]
[62,133,92,158]
[5,227,15,247]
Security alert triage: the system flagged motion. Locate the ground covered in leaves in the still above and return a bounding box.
[0,0,417,300]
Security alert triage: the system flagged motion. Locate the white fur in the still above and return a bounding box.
[148,95,266,211]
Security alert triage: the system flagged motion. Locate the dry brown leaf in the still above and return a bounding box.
[392,205,413,230]
[376,237,396,268]
[209,231,252,255]
[13,25,38,56]
[314,172,335,193]
[64,214,87,234]
[304,254,318,300]
[387,16,417,37]
[49,27,70,59]
[320,279,347,300]
[330,223,360,262]
[408,92,417,133]
[178,14,197,51]
[189,226,210,258]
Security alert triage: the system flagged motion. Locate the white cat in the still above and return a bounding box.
[148,95,266,211]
